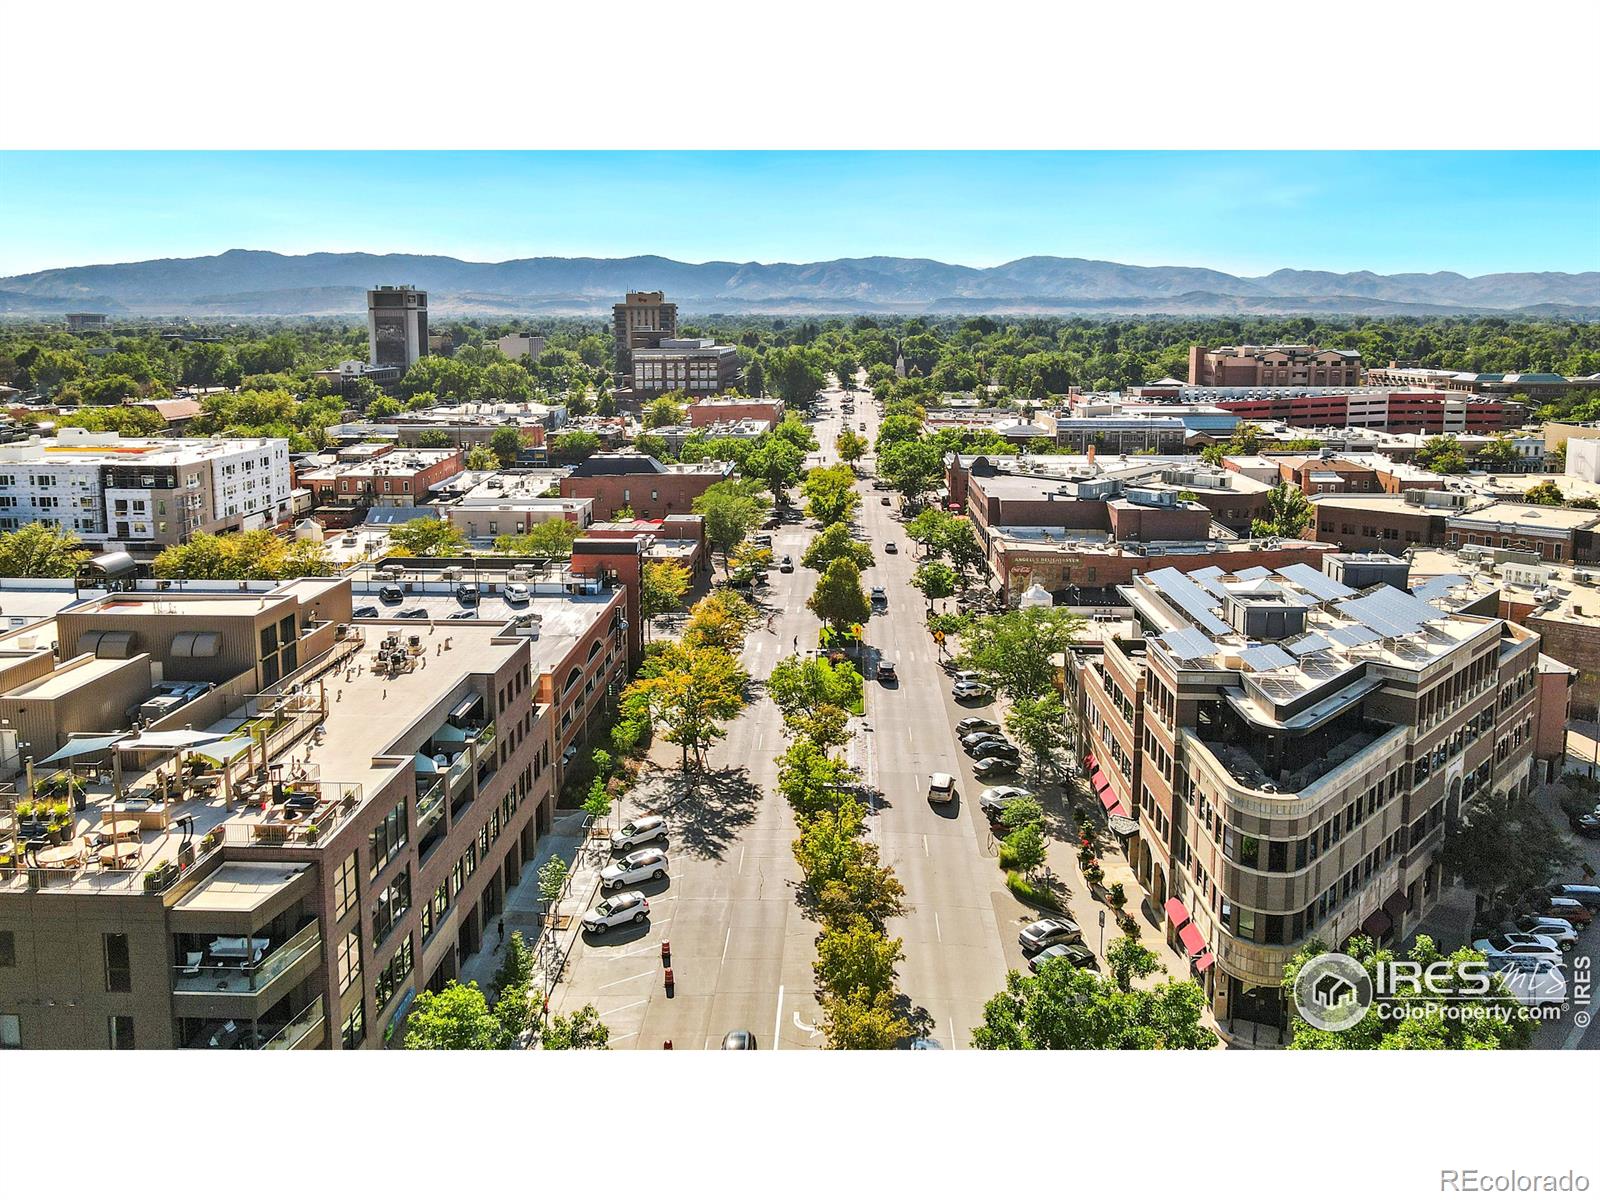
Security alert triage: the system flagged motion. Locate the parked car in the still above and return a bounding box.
[953,680,993,702]
[504,583,530,603]
[600,849,670,891]
[880,496,892,506]
[876,659,897,682]
[870,586,887,607]
[973,757,1018,778]
[1028,942,1098,973]
[1473,933,1563,961]
[1535,897,1593,926]
[1554,884,1600,910]
[1510,915,1580,948]
[455,583,480,607]
[398,607,429,619]
[1494,957,1568,1005]
[353,605,379,619]
[956,717,1001,738]
[448,610,476,620]
[1019,917,1083,953]
[754,533,773,547]
[721,1030,758,1050]
[1571,811,1600,839]
[963,736,1019,761]
[979,786,1033,822]
[581,890,650,933]
[927,772,957,805]
[611,815,668,851]
[779,555,794,573]
[378,584,404,604]
[884,542,897,554]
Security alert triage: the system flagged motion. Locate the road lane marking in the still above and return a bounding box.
[935,911,942,943]
[773,984,784,1049]
[923,834,930,857]
[738,845,745,874]
[598,998,649,1018]
[792,1010,822,1040]
[722,928,731,964]
[948,1015,959,1050]
[598,969,658,990]
[606,1030,639,1045]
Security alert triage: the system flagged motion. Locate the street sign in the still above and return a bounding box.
[932,630,945,644]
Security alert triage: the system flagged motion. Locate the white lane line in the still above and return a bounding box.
[606,1030,639,1045]
[738,845,746,875]
[772,984,784,1050]
[923,834,930,857]
[948,1016,959,1050]
[934,911,942,943]
[598,998,649,1018]
[598,968,657,990]
[722,928,731,965]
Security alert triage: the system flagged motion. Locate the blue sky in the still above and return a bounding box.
[1,151,1595,278]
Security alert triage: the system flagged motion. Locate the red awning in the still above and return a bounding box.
[1164,898,1191,928]
[1109,802,1129,818]
[1084,754,1098,772]
[1089,769,1109,793]
[1362,910,1393,939]
[1099,788,1121,811]
[1179,924,1207,956]
[1192,951,1215,972]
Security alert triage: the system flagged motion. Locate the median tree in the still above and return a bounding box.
[743,436,807,505]
[835,428,868,467]
[802,464,860,527]
[802,522,874,573]
[776,737,861,816]
[876,439,944,507]
[807,558,872,638]
[792,800,907,929]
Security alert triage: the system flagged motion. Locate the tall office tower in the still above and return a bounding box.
[612,290,678,372]
[367,285,429,370]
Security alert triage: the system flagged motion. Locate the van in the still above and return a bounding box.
[927,772,956,805]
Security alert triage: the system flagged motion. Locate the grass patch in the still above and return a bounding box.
[1005,870,1058,910]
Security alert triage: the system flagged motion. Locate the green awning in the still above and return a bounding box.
[38,733,126,765]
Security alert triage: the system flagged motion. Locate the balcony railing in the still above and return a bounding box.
[260,996,325,1050]
[416,780,445,836]
[173,920,322,995]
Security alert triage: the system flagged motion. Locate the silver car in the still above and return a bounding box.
[610,815,667,851]
[601,848,670,891]
[582,891,650,933]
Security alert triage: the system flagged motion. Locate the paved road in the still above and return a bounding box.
[553,382,1033,1048]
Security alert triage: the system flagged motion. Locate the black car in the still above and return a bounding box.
[378,584,404,604]
[1572,811,1600,839]
[353,605,380,619]
[398,607,429,619]
[455,584,480,607]
[778,555,794,573]
[963,736,1019,761]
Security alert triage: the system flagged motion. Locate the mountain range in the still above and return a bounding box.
[1,250,1596,318]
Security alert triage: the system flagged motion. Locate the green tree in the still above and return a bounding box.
[551,430,601,463]
[998,794,1045,833]
[490,427,524,467]
[640,560,691,638]
[835,428,868,466]
[1250,482,1314,540]
[776,736,861,816]
[815,916,903,1001]
[152,530,332,580]
[791,800,907,928]
[682,588,757,651]
[538,1003,610,1049]
[876,439,944,506]
[0,522,90,577]
[622,640,748,771]
[1001,822,1046,876]
[765,345,827,408]
[807,558,871,637]
[972,959,1215,1049]
[1416,435,1470,475]
[464,444,499,471]
[1439,790,1576,923]
[1524,480,1566,506]
[766,654,865,727]
[957,608,1083,700]
[1105,934,1160,992]
[403,981,511,1050]
[387,517,468,557]
[935,518,987,587]
[1004,694,1069,779]
[538,854,570,922]
[910,561,959,605]
[906,507,954,551]
[801,522,874,573]
[693,479,768,573]
[496,518,577,560]
[643,396,686,429]
[820,988,911,1050]
[742,437,806,504]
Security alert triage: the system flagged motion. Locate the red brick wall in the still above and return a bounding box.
[1106,504,1212,542]
[560,472,722,521]
[687,400,782,427]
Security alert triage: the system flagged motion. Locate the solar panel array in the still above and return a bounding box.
[1285,632,1332,655]
[1146,567,1230,635]
[1240,643,1295,671]
[1327,623,1380,648]
[1163,627,1219,662]
[1234,565,1272,581]
[1276,561,1356,601]
[1335,586,1446,639]
[1411,574,1467,601]
[1192,565,1224,581]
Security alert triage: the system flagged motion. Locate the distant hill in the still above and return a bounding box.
[1,250,1595,317]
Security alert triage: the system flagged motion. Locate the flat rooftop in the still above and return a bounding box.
[172,861,311,914]
[1451,502,1600,532]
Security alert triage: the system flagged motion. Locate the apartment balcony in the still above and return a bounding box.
[171,920,322,1020]
[259,996,325,1049]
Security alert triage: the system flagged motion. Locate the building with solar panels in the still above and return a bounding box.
[1064,555,1545,1039]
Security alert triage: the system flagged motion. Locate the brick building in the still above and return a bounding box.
[559,454,734,522]
[1188,344,1361,388]
[686,398,784,427]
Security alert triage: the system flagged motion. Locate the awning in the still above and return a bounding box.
[117,729,220,750]
[415,753,442,775]
[1383,891,1411,920]
[38,733,126,765]
[1108,815,1140,838]
[1192,951,1215,973]
[448,692,483,723]
[1361,910,1393,939]
[1179,924,1207,956]
[189,736,255,765]
[1083,754,1098,772]
[1089,770,1109,793]
[431,723,469,744]
[1107,801,1130,819]
[1164,898,1192,928]
[1099,788,1122,812]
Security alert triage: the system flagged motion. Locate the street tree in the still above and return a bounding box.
[776,736,861,816]
[1001,822,1046,876]
[792,801,907,929]
[876,439,944,506]
[765,345,828,408]
[957,607,1083,700]
[0,522,90,577]
[802,464,860,527]
[767,654,865,726]
[550,430,601,463]
[1524,480,1566,506]
[1105,934,1160,992]
[807,558,871,637]
[814,916,904,1002]
[1439,790,1575,923]
[403,981,510,1050]
[683,588,757,651]
[640,560,691,638]
[998,794,1045,833]
[153,530,333,580]
[909,561,959,606]
[643,396,686,429]
[538,855,569,922]
[971,959,1215,1049]
[906,507,954,551]
[820,988,912,1050]
[937,518,987,587]
[622,640,748,771]
[1005,694,1070,779]
[1250,482,1315,540]
[537,1004,610,1050]
[802,522,874,573]
[693,479,768,572]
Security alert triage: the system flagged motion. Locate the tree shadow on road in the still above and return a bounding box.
[638,765,759,862]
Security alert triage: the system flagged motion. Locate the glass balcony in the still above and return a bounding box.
[172,920,322,995]
[259,996,325,1049]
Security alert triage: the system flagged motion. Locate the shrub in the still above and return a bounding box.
[1006,870,1058,909]
[1107,882,1127,908]
[1119,914,1140,938]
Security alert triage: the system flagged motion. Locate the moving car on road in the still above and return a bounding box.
[1020,916,1083,953]
[927,772,957,805]
[581,890,650,933]
[885,542,897,554]
[870,586,887,608]
[1028,943,1098,973]
[880,496,892,505]
[779,555,794,573]
[721,1030,758,1049]
[600,848,670,891]
[611,814,668,851]
[876,659,897,682]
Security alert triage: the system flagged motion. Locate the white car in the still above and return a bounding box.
[1495,957,1568,1005]
[953,680,992,701]
[581,890,650,933]
[1474,933,1562,961]
[610,815,668,851]
[504,583,530,603]
[601,848,670,891]
[1512,916,1579,948]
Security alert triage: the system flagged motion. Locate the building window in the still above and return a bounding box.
[368,799,408,879]
[337,929,362,996]
[372,868,412,951]
[103,933,131,993]
[341,1003,366,1049]
[374,936,414,1013]
[333,853,359,921]
[0,1014,19,1049]
[107,1015,135,1050]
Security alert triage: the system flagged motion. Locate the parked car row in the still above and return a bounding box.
[582,816,671,934]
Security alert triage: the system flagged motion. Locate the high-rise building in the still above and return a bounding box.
[367,286,429,370]
[1189,344,1361,388]
[612,291,677,372]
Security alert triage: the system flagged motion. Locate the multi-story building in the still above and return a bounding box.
[1205,389,1517,434]
[649,418,771,456]
[367,286,429,371]
[629,340,740,398]
[443,470,592,544]
[0,430,293,550]
[1366,363,1600,403]
[1309,491,1466,554]
[65,313,111,333]
[495,333,547,362]
[324,400,567,451]
[611,291,678,371]
[299,446,464,522]
[1189,344,1362,389]
[559,453,734,521]
[1067,557,1543,1037]
[686,397,784,427]
[0,565,639,1049]
[311,361,403,396]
